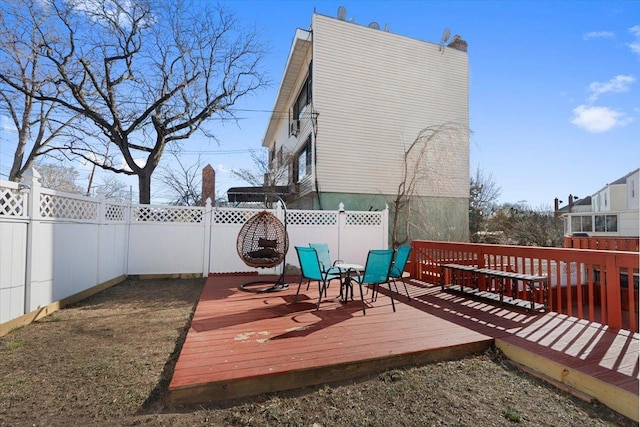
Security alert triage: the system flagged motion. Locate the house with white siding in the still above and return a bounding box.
[256,11,470,241]
[562,168,640,238]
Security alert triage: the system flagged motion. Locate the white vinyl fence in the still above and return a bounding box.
[0,168,388,326]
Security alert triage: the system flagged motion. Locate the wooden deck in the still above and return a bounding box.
[168,274,639,421]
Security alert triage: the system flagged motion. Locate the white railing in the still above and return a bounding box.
[0,168,388,326]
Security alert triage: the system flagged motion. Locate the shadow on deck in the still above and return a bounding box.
[167,274,639,421]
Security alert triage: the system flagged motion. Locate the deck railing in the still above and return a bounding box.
[410,240,639,333]
[564,236,639,252]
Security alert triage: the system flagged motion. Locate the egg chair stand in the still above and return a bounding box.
[233,193,290,293]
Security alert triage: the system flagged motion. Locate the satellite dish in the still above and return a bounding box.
[337,6,347,21]
[442,28,451,43]
[368,22,380,30]
[439,27,451,52]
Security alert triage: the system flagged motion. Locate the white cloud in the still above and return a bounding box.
[119,156,147,172]
[570,105,633,133]
[0,115,16,131]
[583,31,614,40]
[216,163,233,174]
[628,25,640,57]
[588,75,635,101]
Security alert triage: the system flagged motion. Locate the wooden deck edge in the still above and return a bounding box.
[167,340,493,407]
[495,339,639,422]
[0,274,126,338]
[129,273,203,280]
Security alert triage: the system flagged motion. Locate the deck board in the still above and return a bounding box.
[168,273,639,418]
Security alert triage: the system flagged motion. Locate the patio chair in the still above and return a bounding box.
[389,245,412,300]
[350,249,395,315]
[309,243,343,292]
[294,246,340,310]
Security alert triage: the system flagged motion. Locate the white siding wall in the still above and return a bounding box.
[627,170,639,211]
[312,14,469,198]
[619,211,640,236]
[609,184,627,211]
[277,49,315,188]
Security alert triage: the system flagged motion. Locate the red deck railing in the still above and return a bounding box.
[564,236,639,252]
[409,240,639,333]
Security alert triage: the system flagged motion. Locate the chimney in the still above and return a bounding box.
[447,35,468,52]
[202,164,215,206]
[568,194,574,213]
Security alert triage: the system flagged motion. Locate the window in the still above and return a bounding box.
[595,214,618,232]
[293,136,312,183]
[290,62,312,136]
[571,215,592,233]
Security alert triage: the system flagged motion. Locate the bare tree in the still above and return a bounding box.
[157,153,202,206]
[231,149,293,188]
[469,167,501,242]
[0,0,78,181]
[0,0,268,203]
[488,203,563,247]
[95,174,129,201]
[389,124,468,247]
[35,161,83,193]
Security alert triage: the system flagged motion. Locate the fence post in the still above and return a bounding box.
[337,202,346,261]
[202,198,212,277]
[22,167,41,314]
[96,190,106,285]
[124,194,133,275]
[605,253,622,329]
[382,204,389,249]
[275,201,285,276]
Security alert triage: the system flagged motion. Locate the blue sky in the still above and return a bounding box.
[1,0,638,208]
[203,0,640,209]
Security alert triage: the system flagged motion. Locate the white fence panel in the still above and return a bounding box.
[0,181,27,323]
[338,211,389,266]
[127,204,206,275]
[128,222,206,275]
[286,210,340,268]
[98,222,129,282]
[0,220,27,323]
[98,202,129,282]
[51,223,99,302]
[1,169,389,328]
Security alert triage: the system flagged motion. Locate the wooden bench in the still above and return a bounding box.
[440,263,548,312]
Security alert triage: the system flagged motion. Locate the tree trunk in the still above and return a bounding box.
[138,172,152,204]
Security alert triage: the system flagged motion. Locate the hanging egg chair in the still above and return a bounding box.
[237,210,289,270]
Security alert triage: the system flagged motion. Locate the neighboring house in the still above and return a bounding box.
[248,11,470,241]
[561,168,640,238]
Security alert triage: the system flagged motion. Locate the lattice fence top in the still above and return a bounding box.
[346,211,383,226]
[105,204,126,222]
[287,210,337,226]
[40,193,98,220]
[214,208,260,224]
[133,206,203,223]
[0,188,25,217]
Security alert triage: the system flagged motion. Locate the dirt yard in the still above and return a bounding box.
[0,278,636,427]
